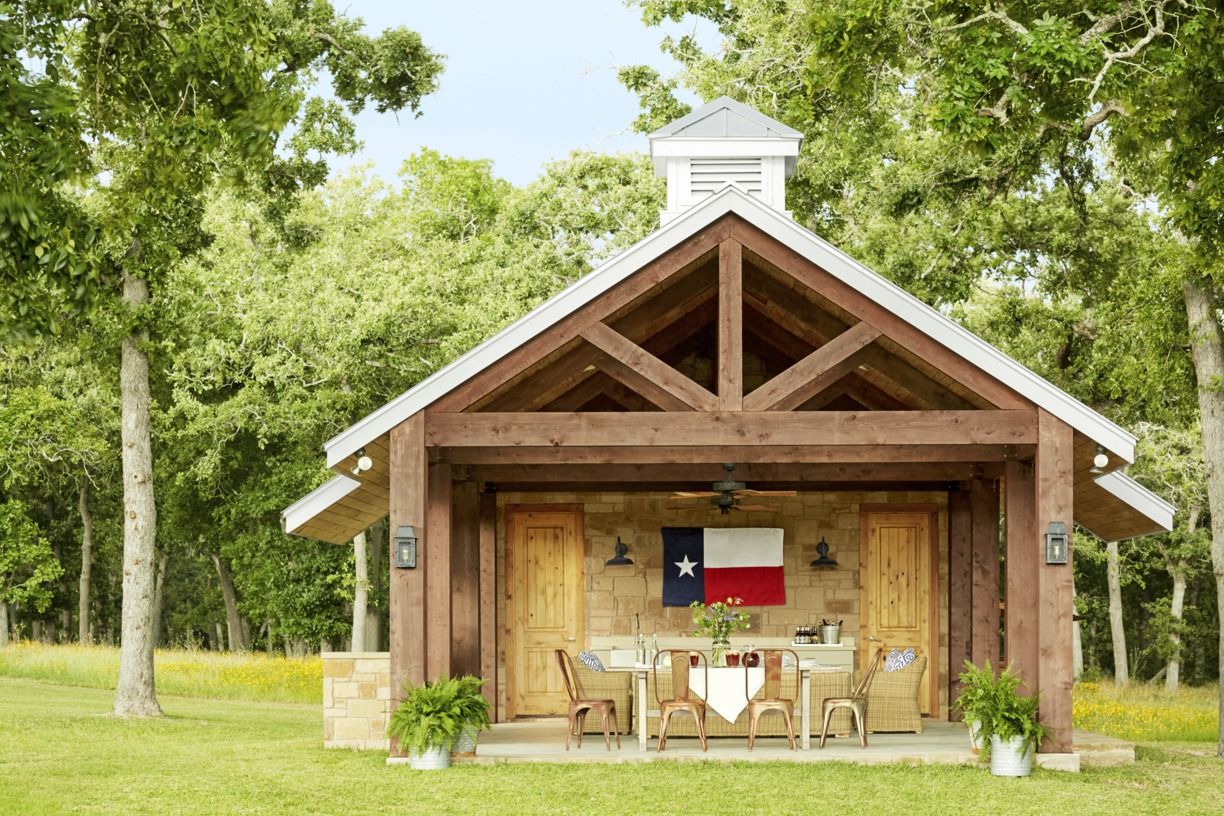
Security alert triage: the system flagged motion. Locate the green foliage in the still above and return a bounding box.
[387,676,484,754]
[0,499,63,612]
[955,661,1046,756]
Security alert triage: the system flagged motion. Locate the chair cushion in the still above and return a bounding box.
[883,647,917,672]
[577,650,606,672]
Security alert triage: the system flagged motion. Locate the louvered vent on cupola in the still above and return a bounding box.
[648,97,802,225]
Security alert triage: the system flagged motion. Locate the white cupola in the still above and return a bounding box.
[648,96,802,225]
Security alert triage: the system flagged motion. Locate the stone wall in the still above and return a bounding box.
[496,490,950,721]
[322,651,391,750]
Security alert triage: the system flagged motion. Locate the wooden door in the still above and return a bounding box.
[507,506,584,717]
[860,507,939,715]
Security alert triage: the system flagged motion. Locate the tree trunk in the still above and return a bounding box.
[211,553,248,652]
[1072,578,1083,680]
[352,530,368,651]
[1181,276,1224,758]
[152,551,169,647]
[213,622,224,651]
[0,603,9,648]
[1166,567,1187,692]
[1106,540,1129,686]
[77,480,94,644]
[114,264,162,718]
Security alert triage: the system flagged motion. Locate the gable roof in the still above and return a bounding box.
[322,184,1137,469]
[648,96,803,140]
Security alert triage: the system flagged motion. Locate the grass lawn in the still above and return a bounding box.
[1,677,1223,816]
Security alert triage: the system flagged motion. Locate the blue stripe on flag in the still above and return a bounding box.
[662,527,705,607]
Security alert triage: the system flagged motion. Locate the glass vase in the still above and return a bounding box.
[711,638,730,667]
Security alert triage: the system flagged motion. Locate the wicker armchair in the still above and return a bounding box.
[866,654,927,733]
[573,665,633,734]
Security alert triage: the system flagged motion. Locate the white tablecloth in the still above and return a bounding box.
[688,666,764,722]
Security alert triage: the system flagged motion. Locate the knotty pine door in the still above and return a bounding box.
[506,506,584,717]
[860,506,939,715]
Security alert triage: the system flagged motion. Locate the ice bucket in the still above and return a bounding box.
[819,624,841,645]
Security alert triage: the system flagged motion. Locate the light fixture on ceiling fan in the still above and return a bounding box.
[669,462,797,514]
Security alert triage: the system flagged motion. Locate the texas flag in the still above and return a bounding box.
[662,527,786,607]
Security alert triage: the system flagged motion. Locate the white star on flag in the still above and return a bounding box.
[675,555,697,578]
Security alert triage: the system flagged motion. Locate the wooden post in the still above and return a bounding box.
[970,477,1001,669]
[450,480,481,677]
[1004,459,1038,695]
[718,239,743,410]
[389,414,427,717]
[947,488,972,715]
[426,461,453,680]
[478,490,497,719]
[1036,410,1075,752]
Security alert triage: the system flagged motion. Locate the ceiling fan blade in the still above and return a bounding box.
[671,491,720,499]
[735,504,780,512]
[736,489,798,497]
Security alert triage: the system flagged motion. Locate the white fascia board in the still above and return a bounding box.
[323,193,739,468]
[325,186,1137,466]
[282,474,361,533]
[650,138,801,159]
[1094,471,1176,535]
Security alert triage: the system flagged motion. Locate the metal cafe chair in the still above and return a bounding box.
[743,648,800,750]
[819,644,886,749]
[654,649,708,752]
[555,649,620,750]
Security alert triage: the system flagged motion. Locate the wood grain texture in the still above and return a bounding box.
[1036,410,1075,752]
[425,410,1037,448]
[441,443,1035,465]
[388,414,427,750]
[744,322,881,411]
[1004,459,1038,696]
[970,477,1001,670]
[948,489,972,716]
[450,480,481,678]
[581,321,717,411]
[478,490,497,719]
[718,239,744,410]
[425,461,452,680]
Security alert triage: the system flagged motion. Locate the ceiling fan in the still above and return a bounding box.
[670,463,797,514]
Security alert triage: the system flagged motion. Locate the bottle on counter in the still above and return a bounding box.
[637,632,647,666]
[651,632,659,663]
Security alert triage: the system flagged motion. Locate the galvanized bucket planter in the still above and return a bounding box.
[989,735,1033,777]
[408,746,452,770]
[452,725,478,757]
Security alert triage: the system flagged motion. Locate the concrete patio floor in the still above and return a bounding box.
[459,719,1135,770]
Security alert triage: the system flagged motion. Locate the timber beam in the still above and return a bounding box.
[581,321,717,411]
[471,462,1005,484]
[744,322,881,411]
[424,410,1037,449]
[440,443,1036,465]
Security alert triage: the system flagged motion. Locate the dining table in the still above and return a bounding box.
[604,663,850,751]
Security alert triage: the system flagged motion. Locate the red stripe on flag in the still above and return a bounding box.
[704,566,786,606]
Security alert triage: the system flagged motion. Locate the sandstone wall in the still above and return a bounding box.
[323,651,391,750]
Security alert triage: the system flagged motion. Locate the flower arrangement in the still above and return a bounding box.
[689,597,751,642]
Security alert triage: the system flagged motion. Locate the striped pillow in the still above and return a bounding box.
[883,647,917,672]
[577,650,606,672]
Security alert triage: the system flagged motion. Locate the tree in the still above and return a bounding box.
[0,500,64,647]
[1,0,442,716]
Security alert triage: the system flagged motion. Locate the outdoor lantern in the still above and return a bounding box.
[1089,445,1108,475]
[1045,521,1069,565]
[810,536,838,569]
[605,536,634,566]
[394,525,418,569]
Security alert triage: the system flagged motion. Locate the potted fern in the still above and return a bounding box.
[451,675,492,757]
[953,660,994,753]
[954,661,1045,776]
[387,677,469,770]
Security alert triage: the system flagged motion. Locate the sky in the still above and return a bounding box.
[328,2,712,186]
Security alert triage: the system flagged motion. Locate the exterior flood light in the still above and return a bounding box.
[394,525,418,569]
[1046,521,1069,565]
[1090,446,1108,475]
[351,448,374,475]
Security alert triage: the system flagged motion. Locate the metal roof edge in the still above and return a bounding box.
[282,474,362,534]
[1093,471,1176,535]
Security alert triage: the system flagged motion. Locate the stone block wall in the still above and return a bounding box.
[496,490,950,720]
[323,651,391,750]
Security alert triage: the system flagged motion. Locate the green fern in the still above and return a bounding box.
[387,675,489,755]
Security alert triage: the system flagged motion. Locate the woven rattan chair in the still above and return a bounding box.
[555,650,620,750]
[867,654,928,733]
[744,648,799,750]
[819,646,885,748]
[654,649,708,752]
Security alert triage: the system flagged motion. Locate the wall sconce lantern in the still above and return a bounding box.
[810,536,838,569]
[394,525,418,569]
[605,536,634,566]
[1045,521,1069,565]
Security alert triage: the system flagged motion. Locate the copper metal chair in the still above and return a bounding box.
[555,649,620,750]
[653,649,708,752]
[819,646,885,748]
[743,648,799,750]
